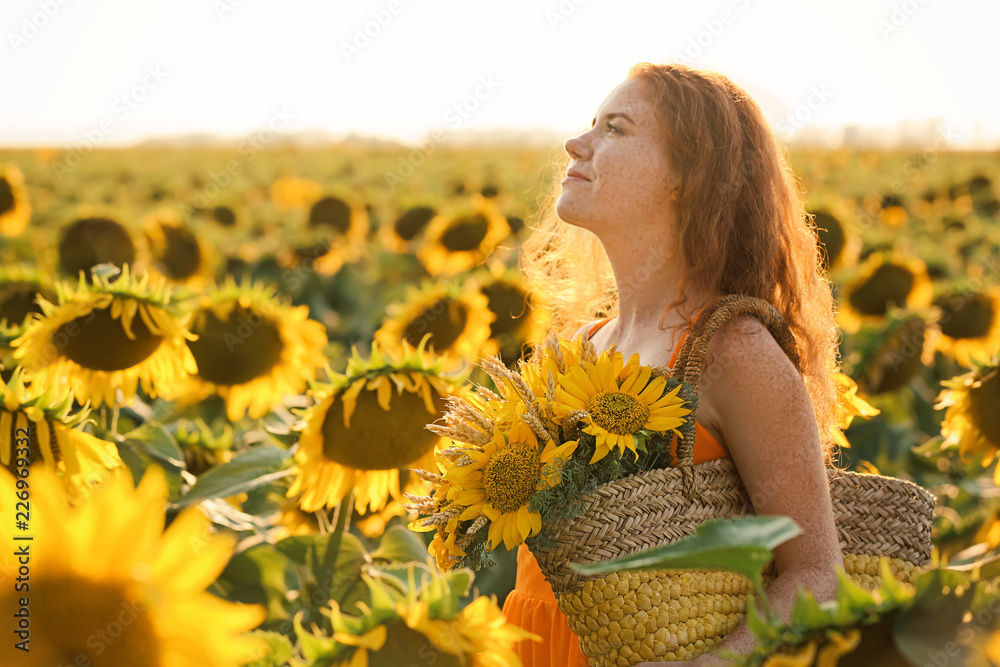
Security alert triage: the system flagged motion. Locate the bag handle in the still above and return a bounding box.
[658,294,802,494]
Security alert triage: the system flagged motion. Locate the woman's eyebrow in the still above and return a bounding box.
[590,111,636,127]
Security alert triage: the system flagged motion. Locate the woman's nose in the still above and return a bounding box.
[564,132,590,160]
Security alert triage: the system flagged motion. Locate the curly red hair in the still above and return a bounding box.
[519,62,842,459]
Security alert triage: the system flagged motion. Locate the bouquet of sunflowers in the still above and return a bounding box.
[407,330,691,572]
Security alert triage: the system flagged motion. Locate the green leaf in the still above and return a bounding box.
[370,526,430,565]
[278,532,372,612]
[244,631,295,667]
[122,420,184,468]
[570,516,800,588]
[216,543,294,621]
[171,446,292,510]
[789,584,833,628]
[831,569,878,625]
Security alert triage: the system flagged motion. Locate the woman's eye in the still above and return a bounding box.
[606,122,622,135]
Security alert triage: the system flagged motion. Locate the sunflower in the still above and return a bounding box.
[439,413,577,550]
[0,162,31,237]
[0,366,122,499]
[474,261,550,365]
[830,372,880,449]
[936,357,1000,483]
[284,194,369,276]
[375,281,495,366]
[58,214,138,279]
[0,464,267,667]
[879,194,909,229]
[142,207,217,289]
[855,313,933,395]
[174,417,234,476]
[287,337,464,514]
[837,253,934,333]
[11,265,196,408]
[380,204,438,253]
[353,470,426,538]
[209,204,239,226]
[0,264,55,328]
[270,175,322,211]
[177,276,328,422]
[931,287,1000,368]
[417,195,511,276]
[808,207,859,273]
[551,348,689,463]
[300,567,535,667]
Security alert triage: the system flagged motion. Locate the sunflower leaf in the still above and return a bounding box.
[370,526,430,565]
[122,420,184,469]
[569,515,800,588]
[244,631,295,667]
[171,445,292,509]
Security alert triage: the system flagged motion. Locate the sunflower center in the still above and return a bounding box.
[158,225,202,280]
[440,214,488,252]
[58,217,136,279]
[481,439,541,514]
[936,293,995,339]
[967,368,1000,446]
[394,206,436,241]
[212,205,236,226]
[0,281,50,325]
[866,317,927,394]
[848,263,916,317]
[482,282,531,338]
[59,304,163,372]
[308,196,352,234]
[321,387,447,470]
[187,306,284,386]
[368,621,462,667]
[8,577,161,667]
[3,414,60,471]
[586,391,650,435]
[0,177,14,215]
[402,298,468,352]
[812,211,845,269]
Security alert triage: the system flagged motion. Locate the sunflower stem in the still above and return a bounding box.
[109,396,121,436]
[315,491,353,615]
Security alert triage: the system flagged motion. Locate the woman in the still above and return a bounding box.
[501,62,845,666]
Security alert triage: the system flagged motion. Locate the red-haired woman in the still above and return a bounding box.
[503,63,845,666]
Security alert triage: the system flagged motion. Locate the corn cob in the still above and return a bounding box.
[842,553,920,591]
[557,552,922,664]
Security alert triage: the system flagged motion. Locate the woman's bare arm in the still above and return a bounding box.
[639,315,843,666]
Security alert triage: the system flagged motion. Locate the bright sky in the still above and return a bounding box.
[2,0,998,147]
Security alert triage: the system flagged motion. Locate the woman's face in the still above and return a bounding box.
[556,77,678,232]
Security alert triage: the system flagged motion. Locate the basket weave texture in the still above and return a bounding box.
[530,295,936,665]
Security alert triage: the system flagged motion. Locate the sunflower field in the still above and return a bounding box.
[1,142,1000,666]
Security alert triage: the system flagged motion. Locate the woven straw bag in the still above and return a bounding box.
[530,295,936,665]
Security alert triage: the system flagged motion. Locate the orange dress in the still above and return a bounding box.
[501,317,731,667]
